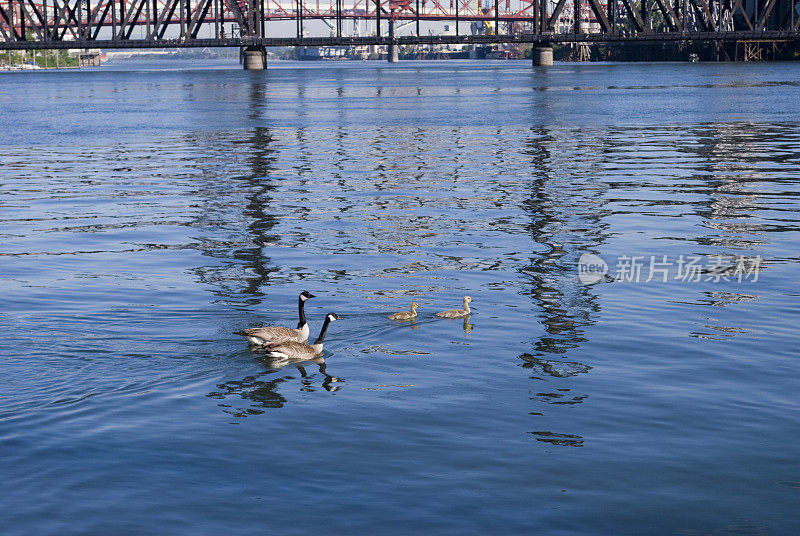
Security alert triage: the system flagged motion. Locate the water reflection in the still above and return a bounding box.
[208,355,342,417]
[689,122,773,249]
[209,373,289,415]
[229,83,281,304]
[462,315,473,335]
[519,126,609,447]
[229,124,280,304]
[389,317,421,330]
[181,110,793,437]
[190,82,280,306]
[527,431,585,448]
[680,122,782,339]
[519,353,592,379]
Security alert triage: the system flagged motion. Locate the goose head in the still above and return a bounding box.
[300,291,316,301]
[463,296,472,305]
[410,302,419,311]
[313,313,341,346]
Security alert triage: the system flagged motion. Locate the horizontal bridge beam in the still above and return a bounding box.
[1,30,798,49]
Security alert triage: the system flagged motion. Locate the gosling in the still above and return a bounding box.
[436,296,472,319]
[389,302,419,321]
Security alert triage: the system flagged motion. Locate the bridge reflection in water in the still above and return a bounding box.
[515,125,610,448]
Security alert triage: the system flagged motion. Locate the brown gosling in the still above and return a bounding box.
[436,296,472,319]
[389,302,419,321]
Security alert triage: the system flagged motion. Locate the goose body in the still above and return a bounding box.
[259,313,340,360]
[389,302,419,321]
[436,296,472,319]
[234,291,315,345]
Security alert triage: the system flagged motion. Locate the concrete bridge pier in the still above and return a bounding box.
[387,19,399,62]
[242,46,267,70]
[532,46,554,66]
[388,43,399,63]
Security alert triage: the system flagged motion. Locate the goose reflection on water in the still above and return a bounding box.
[260,353,343,393]
[207,354,342,418]
[387,315,421,330]
[462,314,474,335]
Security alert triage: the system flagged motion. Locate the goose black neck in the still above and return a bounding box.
[313,316,333,345]
[297,295,307,329]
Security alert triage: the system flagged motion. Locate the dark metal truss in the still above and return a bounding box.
[1,0,798,48]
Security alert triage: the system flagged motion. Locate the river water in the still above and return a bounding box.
[1,59,799,535]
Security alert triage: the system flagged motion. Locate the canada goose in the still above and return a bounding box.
[389,302,419,321]
[258,313,340,360]
[233,291,315,345]
[436,296,472,318]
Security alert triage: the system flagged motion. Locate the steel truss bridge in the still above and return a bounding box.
[1,0,798,50]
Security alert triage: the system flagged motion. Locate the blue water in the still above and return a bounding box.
[1,59,800,535]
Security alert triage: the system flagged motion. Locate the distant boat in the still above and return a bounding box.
[483,48,518,60]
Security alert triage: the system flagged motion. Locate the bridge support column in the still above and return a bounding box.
[532,46,554,66]
[242,46,267,70]
[388,43,399,62]
[388,18,399,62]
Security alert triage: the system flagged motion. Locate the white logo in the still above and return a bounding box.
[578,253,608,285]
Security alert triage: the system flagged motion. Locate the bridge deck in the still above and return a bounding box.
[1,31,798,50]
